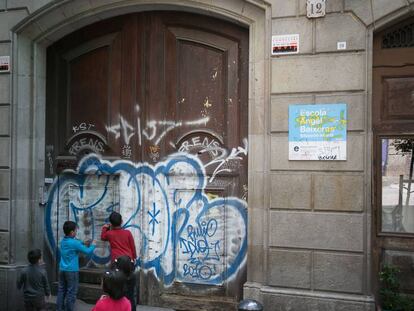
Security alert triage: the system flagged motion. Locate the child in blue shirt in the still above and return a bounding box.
[56,220,96,311]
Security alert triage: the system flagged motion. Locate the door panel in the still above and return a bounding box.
[46,11,248,307]
[48,174,120,270]
[157,16,248,298]
[166,26,238,142]
[174,189,226,285]
[373,67,414,131]
[67,175,120,267]
[163,20,244,149]
[46,16,133,167]
[64,33,120,141]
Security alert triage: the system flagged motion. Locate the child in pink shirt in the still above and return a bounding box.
[92,269,131,311]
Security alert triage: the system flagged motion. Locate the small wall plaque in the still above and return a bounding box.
[45,178,54,184]
[0,56,10,73]
[306,0,326,18]
[337,41,347,50]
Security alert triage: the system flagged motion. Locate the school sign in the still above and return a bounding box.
[289,104,347,160]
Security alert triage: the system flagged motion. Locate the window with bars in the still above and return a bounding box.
[382,22,414,49]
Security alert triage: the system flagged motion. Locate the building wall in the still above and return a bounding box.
[0,0,413,310]
[264,0,369,307]
[246,2,414,310]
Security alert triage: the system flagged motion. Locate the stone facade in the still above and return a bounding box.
[0,0,413,310]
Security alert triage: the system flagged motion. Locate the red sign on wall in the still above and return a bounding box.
[271,34,299,55]
[0,56,10,72]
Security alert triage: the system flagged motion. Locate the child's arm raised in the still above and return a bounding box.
[101,223,111,241]
[74,239,96,255]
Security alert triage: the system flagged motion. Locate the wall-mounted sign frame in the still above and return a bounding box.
[289,103,347,161]
[271,34,299,55]
[0,56,10,73]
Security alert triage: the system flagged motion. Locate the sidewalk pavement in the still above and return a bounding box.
[48,297,175,311]
[74,300,175,311]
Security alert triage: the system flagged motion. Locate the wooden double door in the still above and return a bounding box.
[46,11,248,309]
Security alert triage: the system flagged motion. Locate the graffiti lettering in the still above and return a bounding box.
[318,155,337,160]
[122,144,132,159]
[107,114,210,147]
[201,138,248,182]
[148,203,160,236]
[68,138,105,155]
[72,122,95,133]
[106,116,135,145]
[45,154,247,286]
[149,145,160,162]
[187,219,218,240]
[143,117,210,146]
[180,220,220,262]
[178,136,221,157]
[183,263,213,280]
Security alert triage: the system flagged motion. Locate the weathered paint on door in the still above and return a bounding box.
[45,12,248,307]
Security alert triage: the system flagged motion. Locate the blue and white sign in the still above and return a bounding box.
[289,104,347,160]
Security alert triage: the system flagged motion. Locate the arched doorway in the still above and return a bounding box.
[45,11,248,310]
[372,15,414,303]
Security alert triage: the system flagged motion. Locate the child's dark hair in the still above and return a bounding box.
[102,269,126,300]
[27,249,42,265]
[114,255,134,277]
[109,211,122,227]
[63,221,77,236]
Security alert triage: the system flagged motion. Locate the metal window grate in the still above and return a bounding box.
[382,22,414,49]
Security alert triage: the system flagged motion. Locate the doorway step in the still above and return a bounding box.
[51,268,103,304]
[159,293,237,311]
[78,268,104,303]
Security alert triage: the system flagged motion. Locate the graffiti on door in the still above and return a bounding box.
[45,152,247,285]
[105,108,211,147]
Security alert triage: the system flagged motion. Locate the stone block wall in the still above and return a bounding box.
[268,0,368,304]
[0,3,50,310]
[0,39,11,265]
[0,1,54,268]
[260,0,414,310]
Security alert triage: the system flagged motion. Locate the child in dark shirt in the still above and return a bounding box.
[101,212,137,311]
[114,255,137,311]
[17,249,51,311]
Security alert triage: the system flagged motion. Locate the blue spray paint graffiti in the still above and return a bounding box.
[148,203,160,236]
[180,219,221,280]
[45,153,247,285]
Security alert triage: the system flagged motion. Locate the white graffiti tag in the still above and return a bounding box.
[106,116,135,145]
[107,114,210,146]
[143,117,210,145]
[201,139,248,182]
